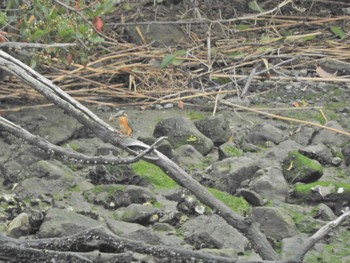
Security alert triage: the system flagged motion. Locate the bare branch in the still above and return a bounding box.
[0,42,76,49]
[292,208,350,262]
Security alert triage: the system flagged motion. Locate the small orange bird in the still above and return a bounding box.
[109,110,133,136]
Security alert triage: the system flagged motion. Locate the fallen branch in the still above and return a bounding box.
[293,208,350,262]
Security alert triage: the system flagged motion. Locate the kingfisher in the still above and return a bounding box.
[109,110,133,136]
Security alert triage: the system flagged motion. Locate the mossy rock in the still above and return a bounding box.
[131,160,178,189]
[282,151,323,183]
[207,187,250,216]
[293,181,350,198]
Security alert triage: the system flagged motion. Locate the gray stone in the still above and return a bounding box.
[246,123,285,145]
[218,142,242,160]
[7,212,30,238]
[208,157,272,194]
[299,144,333,165]
[172,145,203,170]
[311,121,350,147]
[83,184,157,210]
[194,114,232,145]
[291,126,315,145]
[153,117,213,155]
[121,204,159,224]
[265,140,303,162]
[37,208,101,238]
[181,214,248,252]
[235,188,266,206]
[105,218,147,235]
[14,160,78,199]
[250,207,299,240]
[250,166,288,204]
[281,234,309,260]
[65,137,120,156]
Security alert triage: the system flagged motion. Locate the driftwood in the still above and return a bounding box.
[0,50,349,262]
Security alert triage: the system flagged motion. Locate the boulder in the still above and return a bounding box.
[172,145,204,171]
[181,214,248,252]
[194,114,232,145]
[218,142,242,160]
[311,121,349,147]
[264,140,303,162]
[246,123,285,145]
[208,157,272,194]
[250,166,288,204]
[250,207,299,240]
[153,117,213,155]
[299,144,333,165]
[282,151,323,184]
[7,212,30,238]
[37,208,100,238]
[121,204,159,224]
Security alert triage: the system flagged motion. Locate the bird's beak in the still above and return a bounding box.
[109,110,124,121]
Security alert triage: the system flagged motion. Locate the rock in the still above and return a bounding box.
[291,126,315,145]
[314,203,336,221]
[250,166,288,204]
[138,136,173,158]
[246,123,285,145]
[299,144,333,165]
[121,204,159,224]
[37,208,101,238]
[311,121,350,147]
[208,157,272,194]
[194,114,232,146]
[181,214,248,252]
[125,228,184,248]
[153,117,213,155]
[14,160,78,199]
[105,218,147,235]
[7,212,30,238]
[218,142,242,160]
[235,188,266,206]
[83,184,156,210]
[177,189,205,215]
[281,234,309,260]
[88,164,142,185]
[265,140,303,162]
[23,107,83,145]
[282,151,323,184]
[342,144,350,166]
[250,207,299,240]
[65,137,120,156]
[172,145,204,170]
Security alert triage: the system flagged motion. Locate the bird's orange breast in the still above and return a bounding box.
[118,116,132,136]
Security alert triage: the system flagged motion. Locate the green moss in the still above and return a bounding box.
[207,187,250,215]
[222,145,241,157]
[283,151,323,183]
[187,111,205,121]
[131,160,178,189]
[294,181,350,197]
[65,142,80,151]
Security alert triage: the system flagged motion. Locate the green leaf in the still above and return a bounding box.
[89,36,104,44]
[0,11,7,26]
[159,54,175,68]
[330,26,345,39]
[303,35,317,41]
[30,58,37,69]
[172,59,184,66]
[235,24,250,30]
[248,0,265,13]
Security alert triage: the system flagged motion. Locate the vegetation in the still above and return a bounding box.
[131,160,178,189]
